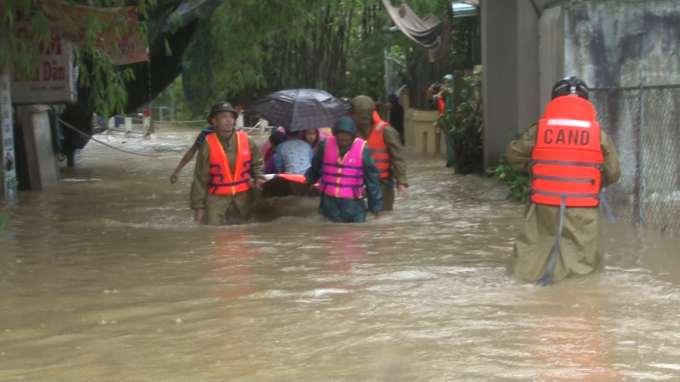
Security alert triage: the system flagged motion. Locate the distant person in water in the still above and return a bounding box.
[190,102,265,225]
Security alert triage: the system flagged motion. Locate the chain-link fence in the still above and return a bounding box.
[591,85,680,234]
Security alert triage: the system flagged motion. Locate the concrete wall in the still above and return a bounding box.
[404,109,447,156]
[563,0,680,87]
[481,0,517,169]
[482,0,541,169]
[517,0,541,133]
[538,6,564,113]
[482,0,680,169]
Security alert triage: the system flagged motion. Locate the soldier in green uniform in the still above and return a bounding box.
[190,102,265,225]
[350,95,409,211]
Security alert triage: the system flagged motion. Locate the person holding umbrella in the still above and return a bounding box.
[304,116,383,223]
[190,102,266,225]
[349,95,408,211]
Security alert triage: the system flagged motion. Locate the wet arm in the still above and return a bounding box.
[506,124,537,173]
[304,140,325,184]
[427,87,436,103]
[384,126,408,187]
[248,137,266,180]
[363,146,384,213]
[600,131,621,187]
[172,144,199,175]
[190,144,210,209]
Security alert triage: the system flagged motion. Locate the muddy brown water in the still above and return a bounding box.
[1,126,679,381]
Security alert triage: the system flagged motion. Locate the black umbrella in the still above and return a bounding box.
[246,89,350,131]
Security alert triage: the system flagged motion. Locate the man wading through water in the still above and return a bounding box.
[506,76,621,285]
[349,95,408,211]
[190,102,265,225]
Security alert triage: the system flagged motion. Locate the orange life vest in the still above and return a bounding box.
[530,95,603,207]
[372,110,381,125]
[367,119,391,179]
[437,95,446,115]
[206,131,252,195]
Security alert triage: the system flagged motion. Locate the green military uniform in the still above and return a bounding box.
[190,132,265,225]
[506,124,621,283]
[305,117,383,222]
[352,96,408,211]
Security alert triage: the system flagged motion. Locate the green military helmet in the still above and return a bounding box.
[206,101,239,123]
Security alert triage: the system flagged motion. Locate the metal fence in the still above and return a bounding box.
[590,85,680,234]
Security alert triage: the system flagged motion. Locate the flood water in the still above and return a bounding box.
[1,126,680,381]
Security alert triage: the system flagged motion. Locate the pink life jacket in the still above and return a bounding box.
[321,135,367,198]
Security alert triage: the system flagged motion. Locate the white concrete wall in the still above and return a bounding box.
[19,106,60,190]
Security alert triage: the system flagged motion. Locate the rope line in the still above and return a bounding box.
[58,116,165,158]
[29,106,165,158]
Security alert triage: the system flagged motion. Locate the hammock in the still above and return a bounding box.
[381,0,454,63]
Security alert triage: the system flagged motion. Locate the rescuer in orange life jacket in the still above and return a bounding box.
[190,102,265,225]
[506,76,621,285]
[348,95,409,211]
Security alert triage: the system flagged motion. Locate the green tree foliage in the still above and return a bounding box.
[487,154,530,203]
[157,0,472,119]
[487,130,530,202]
[434,71,483,174]
[1,0,156,118]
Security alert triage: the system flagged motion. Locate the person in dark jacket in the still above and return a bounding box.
[304,116,383,222]
[377,93,405,144]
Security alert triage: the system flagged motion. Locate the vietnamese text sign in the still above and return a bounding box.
[11,25,77,105]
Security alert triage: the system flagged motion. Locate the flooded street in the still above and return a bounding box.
[2,126,680,381]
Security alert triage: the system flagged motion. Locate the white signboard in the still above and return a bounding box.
[11,25,77,105]
[1,68,17,200]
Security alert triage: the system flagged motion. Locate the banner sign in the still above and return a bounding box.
[11,24,77,105]
[42,1,148,65]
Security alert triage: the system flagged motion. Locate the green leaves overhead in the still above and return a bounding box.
[160,0,478,119]
[1,0,156,119]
